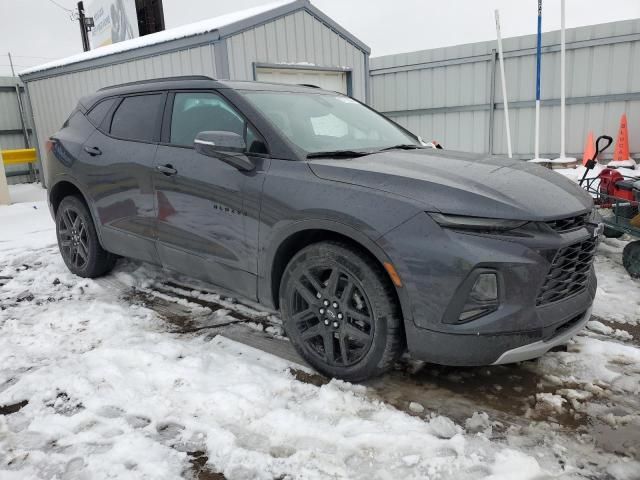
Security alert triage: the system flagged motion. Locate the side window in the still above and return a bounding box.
[170,91,267,153]
[110,94,164,142]
[87,98,117,127]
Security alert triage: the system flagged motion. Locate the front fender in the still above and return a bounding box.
[257,217,416,328]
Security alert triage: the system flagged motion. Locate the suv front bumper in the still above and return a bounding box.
[378,212,598,366]
[492,306,591,364]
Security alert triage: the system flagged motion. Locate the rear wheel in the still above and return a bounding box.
[623,240,640,278]
[279,241,404,382]
[56,195,116,278]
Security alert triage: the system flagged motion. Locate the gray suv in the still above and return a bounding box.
[46,76,598,381]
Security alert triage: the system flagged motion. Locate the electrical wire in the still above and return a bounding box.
[45,0,79,20]
[9,55,58,60]
[46,0,74,14]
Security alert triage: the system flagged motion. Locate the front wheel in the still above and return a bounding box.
[279,241,404,382]
[56,195,116,278]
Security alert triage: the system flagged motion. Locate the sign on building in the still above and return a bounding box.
[88,0,139,49]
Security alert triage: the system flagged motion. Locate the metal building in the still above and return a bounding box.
[370,19,640,160]
[0,76,34,183]
[18,0,370,183]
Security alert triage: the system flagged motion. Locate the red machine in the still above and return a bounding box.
[598,168,638,204]
[580,135,640,278]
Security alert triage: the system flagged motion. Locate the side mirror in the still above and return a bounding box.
[193,131,254,172]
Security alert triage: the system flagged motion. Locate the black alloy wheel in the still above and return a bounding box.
[58,206,90,270]
[290,263,375,367]
[280,241,404,382]
[55,195,117,278]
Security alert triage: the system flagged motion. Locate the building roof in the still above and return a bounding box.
[20,0,370,79]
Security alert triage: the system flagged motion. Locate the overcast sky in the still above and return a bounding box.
[1,0,639,76]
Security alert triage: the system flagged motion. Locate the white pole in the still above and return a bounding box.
[533,0,543,161]
[495,10,513,159]
[535,101,541,159]
[559,0,566,159]
[0,147,11,205]
[552,0,575,163]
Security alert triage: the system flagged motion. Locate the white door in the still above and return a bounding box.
[255,67,348,94]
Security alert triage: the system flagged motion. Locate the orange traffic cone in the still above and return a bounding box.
[609,113,636,169]
[614,114,630,161]
[582,131,595,166]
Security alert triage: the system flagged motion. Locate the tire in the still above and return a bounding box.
[603,226,624,239]
[279,241,404,382]
[55,195,117,278]
[623,240,640,278]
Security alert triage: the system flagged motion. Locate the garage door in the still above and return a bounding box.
[255,67,348,94]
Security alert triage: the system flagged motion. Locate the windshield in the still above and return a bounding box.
[240,91,419,154]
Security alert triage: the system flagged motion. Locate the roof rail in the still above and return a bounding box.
[99,75,216,91]
[297,83,321,89]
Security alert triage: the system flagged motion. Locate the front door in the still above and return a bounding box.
[153,90,269,299]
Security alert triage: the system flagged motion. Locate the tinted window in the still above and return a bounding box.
[170,92,245,147]
[87,98,116,127]
[110,94,164,142]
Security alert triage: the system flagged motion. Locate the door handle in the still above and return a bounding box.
[83,145,102,156]
[156,164,177,176]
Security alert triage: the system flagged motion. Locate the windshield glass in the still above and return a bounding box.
[240,91,419,154]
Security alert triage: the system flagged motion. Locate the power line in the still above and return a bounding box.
[8,54,58,60]
[46,0,74,14]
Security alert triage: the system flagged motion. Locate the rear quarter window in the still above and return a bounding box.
[110,94,164,142]
[87,98,117,127]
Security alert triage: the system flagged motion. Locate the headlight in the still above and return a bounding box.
[429,213,527,232]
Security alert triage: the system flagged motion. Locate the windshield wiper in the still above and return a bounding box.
[377,144,424,152]
[306,150,373,159]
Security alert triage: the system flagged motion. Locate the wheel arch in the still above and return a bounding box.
[261,220,413,327]
[49,178,106,248]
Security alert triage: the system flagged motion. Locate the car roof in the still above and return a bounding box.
[78,75,335,110]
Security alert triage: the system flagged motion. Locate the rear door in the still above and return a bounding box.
[153,89,270,299]
[80,92,165,263]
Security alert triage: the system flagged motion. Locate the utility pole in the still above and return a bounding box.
[77,1,91,51]
[7,52,16,77]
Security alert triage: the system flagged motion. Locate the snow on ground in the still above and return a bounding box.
[1,182,640,480]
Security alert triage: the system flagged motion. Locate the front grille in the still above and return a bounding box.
[536,237,597,305]
[545,213,588,233]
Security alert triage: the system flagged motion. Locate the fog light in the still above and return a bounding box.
[458,272,499,323]
[470,273,498,302]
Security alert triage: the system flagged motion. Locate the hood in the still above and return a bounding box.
[307,149,593,221]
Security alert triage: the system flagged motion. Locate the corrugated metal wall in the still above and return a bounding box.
[370,19,640,160]
[226,10,367,100]
[0,76,33,182]
[25,43,218,174]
